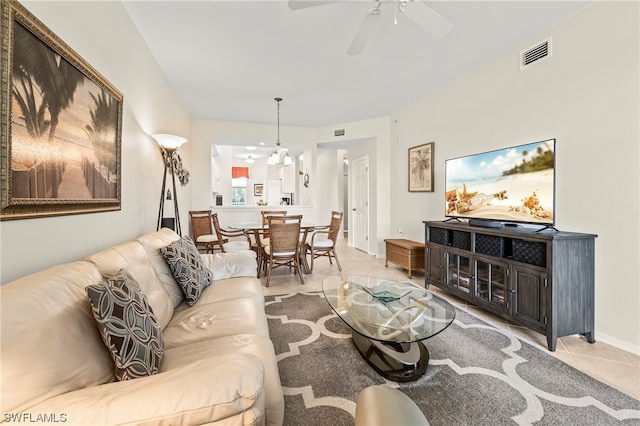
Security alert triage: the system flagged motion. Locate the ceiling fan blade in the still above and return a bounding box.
[404,0,453,38]
[347,12,380,56]
[288,0,337,11]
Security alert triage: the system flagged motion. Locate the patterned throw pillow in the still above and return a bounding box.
[86,272,164,381]
[160,236,214,306]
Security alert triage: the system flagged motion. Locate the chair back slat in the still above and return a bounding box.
[327,211,344,242]
[211,213,224,244]
[189,210,213,240]
[188,210,219,253]
[261,210,287,225]
[264,214,305,287]
[268,215,302,253]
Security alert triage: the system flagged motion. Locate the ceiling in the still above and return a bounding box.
[123,0,591,132]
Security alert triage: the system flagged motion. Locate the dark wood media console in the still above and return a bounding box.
[423,220,597,351]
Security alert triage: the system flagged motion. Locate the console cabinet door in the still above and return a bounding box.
[474,257,509,313]
[426,245,446,287]
[511,265,547,331]
[446,252,472,295]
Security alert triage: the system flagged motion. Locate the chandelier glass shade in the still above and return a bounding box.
[267,145,281,165]
[282,151,293,166]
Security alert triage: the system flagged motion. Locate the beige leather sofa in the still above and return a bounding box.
[1,228,284,425]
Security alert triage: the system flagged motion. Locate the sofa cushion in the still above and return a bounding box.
[19,356,266,426]
[163,297,270,349]
[87,272,164,381]
[0,261,115,413]
[200,250,259,281]
[85,241,174,329]
[162,334,284,426]
[160,236,213,306]
[197,276,264,305]
[136,228,184,308]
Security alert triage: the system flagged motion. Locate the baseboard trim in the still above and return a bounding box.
[596,331,640,356]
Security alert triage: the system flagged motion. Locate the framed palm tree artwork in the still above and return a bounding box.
[408,142,434,192]
[1,0,123,220]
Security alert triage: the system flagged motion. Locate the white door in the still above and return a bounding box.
[352,156,369,253]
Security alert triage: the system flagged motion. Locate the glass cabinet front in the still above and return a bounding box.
[447,254,471,293]
[475,260,507,308]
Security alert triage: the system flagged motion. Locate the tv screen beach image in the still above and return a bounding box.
[445,140,555,224]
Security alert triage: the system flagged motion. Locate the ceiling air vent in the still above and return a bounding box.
[334,128,345,137]
[520,37,552,71]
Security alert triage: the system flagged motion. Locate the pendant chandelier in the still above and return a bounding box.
[267,97,293,166]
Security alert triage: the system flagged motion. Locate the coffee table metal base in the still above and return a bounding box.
[351,331,429,382]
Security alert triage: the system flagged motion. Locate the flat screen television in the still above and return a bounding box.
[445,138,556,227]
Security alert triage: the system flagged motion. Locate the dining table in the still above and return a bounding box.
[229,221,327,274]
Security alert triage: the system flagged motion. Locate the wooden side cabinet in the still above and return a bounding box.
[424,221,597,351]
[384,239,425,279]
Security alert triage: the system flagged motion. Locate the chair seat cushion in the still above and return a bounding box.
[311,239,334,249]
[263,247,295,257]
[224,241,251,252]
[196,234,218,243]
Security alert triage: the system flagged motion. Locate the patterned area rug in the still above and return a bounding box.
[264,291,640,426]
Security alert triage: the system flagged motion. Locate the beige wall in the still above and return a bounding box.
[1,1,191,283]
[388,1,639,352]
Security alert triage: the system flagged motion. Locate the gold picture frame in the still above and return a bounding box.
[1,1,123,220]
[408,142,434,192]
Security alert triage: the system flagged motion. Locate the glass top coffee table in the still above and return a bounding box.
[323,274,456,382]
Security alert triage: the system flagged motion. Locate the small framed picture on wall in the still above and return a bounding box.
[254,184,264,196]
[408,142,434,192]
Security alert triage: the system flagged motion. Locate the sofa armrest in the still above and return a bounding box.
[200,250,258,280]
[17,355,265,426]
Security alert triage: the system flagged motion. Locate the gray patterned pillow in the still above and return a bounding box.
[86,272,164,381]
[160,236,214,306]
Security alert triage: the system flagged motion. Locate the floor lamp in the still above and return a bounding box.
[153,133,187,235]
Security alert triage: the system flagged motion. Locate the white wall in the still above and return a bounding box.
[389,1,639,352]
[317,117,392,255]
[1,1,191,283]
[190,119,316,211]
[316,148,341,216]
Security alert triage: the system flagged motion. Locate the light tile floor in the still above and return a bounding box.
[260,238,640,401]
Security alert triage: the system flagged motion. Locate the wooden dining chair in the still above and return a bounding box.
[307,211,343,272]
[261,210,288,225]
[189,210,224,253]
[264,215,304,287]
[211,213,251,253]
[259,209,288,248]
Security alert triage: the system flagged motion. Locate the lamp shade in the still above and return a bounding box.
[267,148,281,165]
[282,151,293,166]
[152,133,187,150]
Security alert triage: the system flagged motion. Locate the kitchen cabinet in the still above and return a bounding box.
[279,165,296,193]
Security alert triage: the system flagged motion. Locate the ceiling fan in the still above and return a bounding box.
[288,0,453,55]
